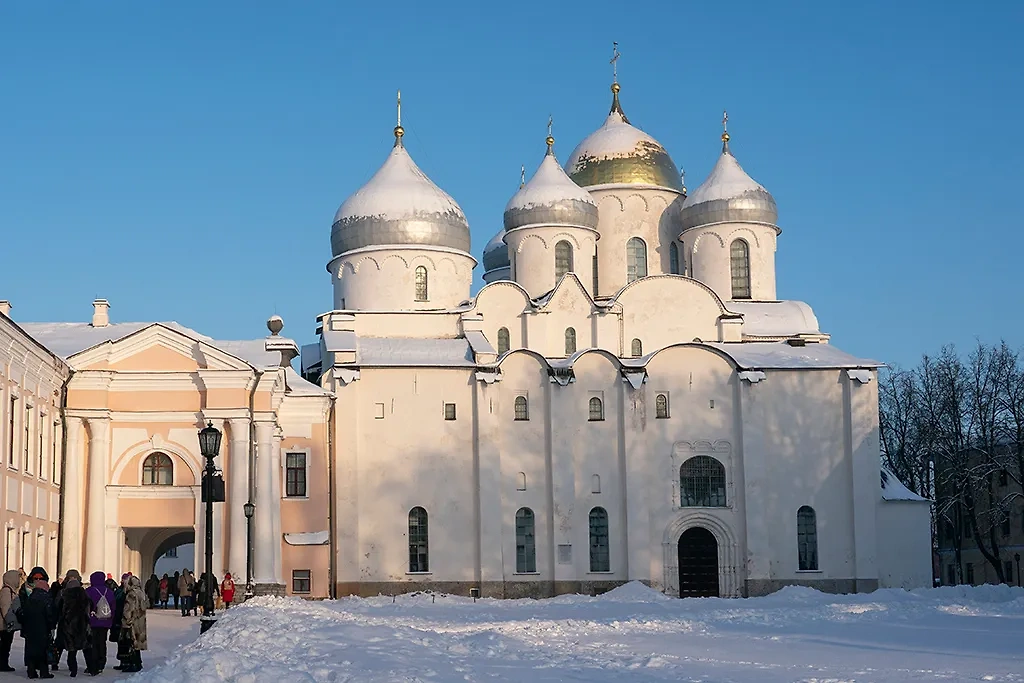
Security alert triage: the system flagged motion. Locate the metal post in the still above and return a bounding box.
[200,450,217,633]
[244,501,255,600]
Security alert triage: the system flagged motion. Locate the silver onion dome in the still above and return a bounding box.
[504,135,599,231]
[482,229,510,274]
[565,84,682,192]
[331,125,471,258]
[678,132,777,232]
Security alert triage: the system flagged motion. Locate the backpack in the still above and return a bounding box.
[95,592,112,621]
[3,590,20,632]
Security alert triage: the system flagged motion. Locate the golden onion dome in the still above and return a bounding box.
[565,83,682,192]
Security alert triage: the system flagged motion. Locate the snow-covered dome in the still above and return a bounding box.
[678,134,777,232]
[331,130,471,258]
[482,228,509,274]
[504,137,599,231]
[565,84,682,192]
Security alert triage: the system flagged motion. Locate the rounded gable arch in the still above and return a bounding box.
[113,439,201,487]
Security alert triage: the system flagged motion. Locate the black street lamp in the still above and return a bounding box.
[198,421,223,634]
[243,500,255,600]
[1016,552,1021,588]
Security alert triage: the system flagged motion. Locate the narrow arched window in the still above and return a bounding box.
[630,338,642,357]
[555,240,573,280]
[514,396,529,421]
[515,508,536,573]
[669,242,679,275]
[142,452,173,486]
[564,327,577,356]
[655,393,669,419]
[408,506,429,572]
[589,507,610,572]
[516,472,527,491]
[497,327,510,355]
[591,474,601,494]
[680,456,726,507]
[414,266,428,301]
[588,396,604,421]
[730,239,750,300]
[797,506,818,570]
[626,237,647,283]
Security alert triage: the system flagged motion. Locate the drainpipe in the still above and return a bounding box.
[55,368,73,574]
[326,392,336,599]
[247,370,261,596]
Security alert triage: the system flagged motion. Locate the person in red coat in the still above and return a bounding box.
[220,574,236,609]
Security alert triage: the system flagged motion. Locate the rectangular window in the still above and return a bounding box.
[51,423,58,482]
[292,569,311,594]
[285,453,307,497]
[966,562,974,584]
[444,403,456,421]
[946,564,955,586]
[374,402,385,419]
[24,405,31,473]
[38,419,45,479]
[1005,561,1014,584]
[7,396,15,468]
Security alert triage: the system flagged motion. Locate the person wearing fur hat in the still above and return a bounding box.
[56,576,90,677]
[119,576,147,673]
[17,567,56,679]
[0,569,20,672]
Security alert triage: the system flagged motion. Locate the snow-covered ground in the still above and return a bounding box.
[16,583,1024,681]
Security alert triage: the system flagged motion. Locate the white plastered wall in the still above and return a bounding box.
[684,223,778,301]
[505,225,598,299]
[329,246,476,311]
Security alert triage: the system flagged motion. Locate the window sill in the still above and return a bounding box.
[406,572,432,576]
[513,572,540,576]
[284,496,309,501]
[795,569,823,574]
[586,571,614,575]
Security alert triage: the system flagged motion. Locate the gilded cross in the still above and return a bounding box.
[722,109,728,134]
[610,42,621,83]
[397,90,402,127]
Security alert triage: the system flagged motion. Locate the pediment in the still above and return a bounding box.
[538,273,596,315]
[74,324,253,372]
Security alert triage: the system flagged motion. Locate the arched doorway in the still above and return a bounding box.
[678,527,719,597]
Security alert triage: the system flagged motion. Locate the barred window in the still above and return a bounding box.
[292,569,311,594]
[564,327,577,356]
[497,327,510,354]
[515,507,536,573]
[589,507,610,572]
[797,506,818,570]
[514,396,529,421]
[555,240,573,280]
[142,452,173,486]
[655,393,669,419]
[408,507,429,572]
[285,452,307,497]
[669,242,679,275]
[444,403,457,421]
[626,237,647,283]
[630,338,642,358]
[414,266,428,301]
[588,396,604,422]
[679,456,725,507]
[730,239,750,299]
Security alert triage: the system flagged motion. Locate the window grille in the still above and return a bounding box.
[142,452,173,486]
[626,237,647,283]
[515,508,536,573]
[669,242,679,274]
[588,397,604,421]
[797,506,818,570]
[564,328,577,356]
[444,403,456,420]
[292,569,311,593]
[589,507,610,572]
[286,452,307,497]
[414,266,428,301]
[679,456,726,507]
[514,396,529,421]
[497,327,510,355]
[408,507,429,572]
[555,241,573,280]
[655,393,669,419]
[730,239,751,299]
[630,338,642,357]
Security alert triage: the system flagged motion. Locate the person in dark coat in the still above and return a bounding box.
[56,578,90,677]
[145,575,160,611]
[170,571,180,610]
[16,567,55,679]
[85,571,115,676]
[112,574,130,671]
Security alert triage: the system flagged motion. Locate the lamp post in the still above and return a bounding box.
[1016,552,1021,588]
[198,422,223,634]
[243,500,255,600]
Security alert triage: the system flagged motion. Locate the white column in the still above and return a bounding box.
[270,430,283,584]
[213,421,227,579]
[84,417,110,573]
[253,422,276,585]
[227,418,250,582]
[60,417,85,576]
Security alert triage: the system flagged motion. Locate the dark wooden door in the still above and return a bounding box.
[678,527,719,597]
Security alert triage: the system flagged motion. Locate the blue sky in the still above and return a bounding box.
[1,0,1021,368]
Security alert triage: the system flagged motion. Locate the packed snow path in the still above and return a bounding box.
[113,582,1024,682]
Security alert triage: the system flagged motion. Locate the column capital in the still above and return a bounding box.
[86,416,111,439]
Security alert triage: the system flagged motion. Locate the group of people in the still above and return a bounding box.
[0,567,148,677]
[141,570,237,617]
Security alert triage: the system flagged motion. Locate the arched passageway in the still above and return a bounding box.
[678,526,719,597]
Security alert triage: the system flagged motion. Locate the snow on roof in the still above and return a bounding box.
[284,367,329,396]
[709,342,881,370]
[212,339,281,369]
[333,145,466,226]
[19,321,206,360]
[464,330,496,356]
[683,150,770,207]
[506,152,596,214]
[881,468,930,502]
[726,300,821,337]
[322,329,357,354]
[283,530,329,546]
[356,337,475,367]
[567,112,663,168]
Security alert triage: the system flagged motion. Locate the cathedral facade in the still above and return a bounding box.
[0,78,931,599]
